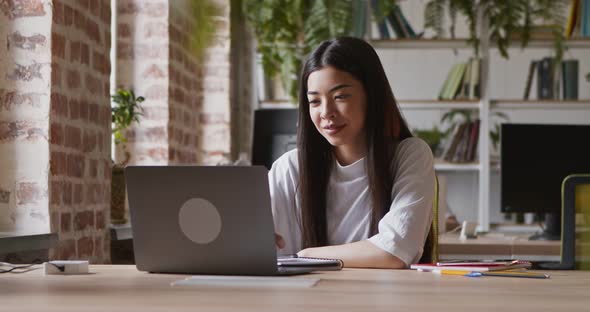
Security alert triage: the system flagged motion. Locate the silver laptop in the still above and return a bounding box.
[125,166,315,276]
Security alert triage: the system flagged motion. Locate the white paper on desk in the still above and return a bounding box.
[171,275,320,288]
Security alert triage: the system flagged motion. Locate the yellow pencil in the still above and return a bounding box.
[431,269,550,279]
[431,269,470,276]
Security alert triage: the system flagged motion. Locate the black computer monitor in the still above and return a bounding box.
[501,123,590,240]
[251,108,298,169]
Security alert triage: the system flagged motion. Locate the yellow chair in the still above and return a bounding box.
[419,175,439,264]
[561,174,590,270]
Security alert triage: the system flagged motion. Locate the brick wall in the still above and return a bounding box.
[168,3,200,164]
[199,0,232,165]
[49,0,112,262]
[230,3,255,161]
[117,0,232,166]
[0,0,52,234]
[116,0,170,165]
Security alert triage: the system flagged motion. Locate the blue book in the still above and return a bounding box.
[393,5,417,37]
[562,59,579,100]
[583,0,589,37]
[386,10,407,38]
[371,0,390,39]
[351,0,368,38]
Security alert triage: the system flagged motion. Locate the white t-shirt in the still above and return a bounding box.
[268,137,435,266]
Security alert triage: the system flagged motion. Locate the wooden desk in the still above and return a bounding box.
[439,233,561,261]
[2,265,589,311]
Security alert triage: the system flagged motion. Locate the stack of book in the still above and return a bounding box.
[411,260,549,278]
[439,119,480,163]
[523,57,579,100]
[370,1,419,39]
[566,0,590,38]
[438,58,480,100]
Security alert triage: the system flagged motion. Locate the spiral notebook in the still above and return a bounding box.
[410,260,532,272]
[277,255,343,271]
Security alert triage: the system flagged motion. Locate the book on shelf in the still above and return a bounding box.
[443,122,467,162]
[438,59,479,100]
[351,0,368,38]
[371,2,418,39]
[523,60,538,100]
[583,0,589,37]
[371,0,391,39]
[386,8,407,38]
[562,59,579,100]
[441,120,480,163]
[466,119,480,162]
[525,57,579,100]
[440,124,460,162]
[569,0,590,38]
[456,59,472,100]
[437,64,455,100]
[566,0,590,38]
[566,0,581,38]
[468,58,480,99]
[394,4,421,38]
[537,57,554,99]
[452,121,471,163]
[439,63,467,100]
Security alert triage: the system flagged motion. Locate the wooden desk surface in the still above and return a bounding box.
[2,265,590,311]
[439,233,561,261]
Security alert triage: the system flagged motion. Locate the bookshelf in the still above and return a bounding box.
[491,99,590,109]
[370,38,590,49]
[368,15,590,232]
[398,100,481,110]
[370,38,472,49]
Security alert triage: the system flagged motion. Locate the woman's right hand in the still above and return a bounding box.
[275,233,285,249]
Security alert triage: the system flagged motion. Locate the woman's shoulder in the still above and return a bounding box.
[270,148,299,175]
[393,137,434,168]
[398,137,432,154]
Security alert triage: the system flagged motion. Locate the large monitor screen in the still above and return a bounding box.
[501,123,590,214]
[251,109,298,169]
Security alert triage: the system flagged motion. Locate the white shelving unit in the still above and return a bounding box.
[258,38,590,232]
[367,38,590,232]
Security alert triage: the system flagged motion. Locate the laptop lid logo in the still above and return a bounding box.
[178,198,222,244]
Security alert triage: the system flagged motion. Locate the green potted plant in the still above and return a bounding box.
[424,1,570,60]
[242,0,398,103]
[189,0,221,60]
[413,126,445,157]
[111,88,144,225]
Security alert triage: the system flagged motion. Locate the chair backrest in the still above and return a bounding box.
[561,174,590,270]
[419,175,439,264]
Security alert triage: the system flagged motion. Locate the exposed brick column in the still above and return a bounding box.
[116,0,169,165]
[0,1,52,233]
[230,3,255,161]
[168,3,200,164]
[49,0,112,263]
[199,0,232,165]
[116,0,232,166]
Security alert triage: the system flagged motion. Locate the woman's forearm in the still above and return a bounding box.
[296,240,406,269]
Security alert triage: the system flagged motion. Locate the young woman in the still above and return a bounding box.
[269,37,435,269]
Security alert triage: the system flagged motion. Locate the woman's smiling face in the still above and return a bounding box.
[307,66,368,162]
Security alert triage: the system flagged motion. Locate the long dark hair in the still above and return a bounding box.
[297,37,413,248]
